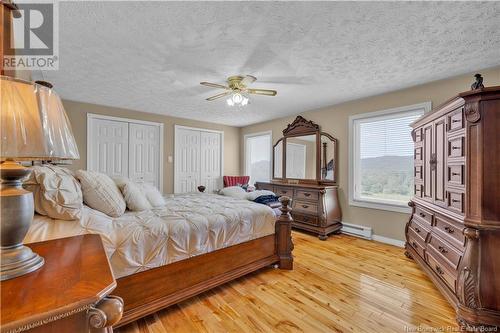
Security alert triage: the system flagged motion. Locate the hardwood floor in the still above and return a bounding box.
[116,232,457,333]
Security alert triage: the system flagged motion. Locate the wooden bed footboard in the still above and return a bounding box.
[114,196,294,327]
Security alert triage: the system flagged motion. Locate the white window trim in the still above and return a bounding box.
[243,131,273,184]
[348,102,432,213]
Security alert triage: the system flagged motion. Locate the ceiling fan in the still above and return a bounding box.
[200,75,277,106]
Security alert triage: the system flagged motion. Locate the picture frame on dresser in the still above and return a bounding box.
[405,79,500,330]
[256,116,342,240]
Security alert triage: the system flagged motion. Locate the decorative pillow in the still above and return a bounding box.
[75,170,126,217]
[122,182,152,211]
[219,186,248,200]
[24,165,83,220]
[139,183,165,207]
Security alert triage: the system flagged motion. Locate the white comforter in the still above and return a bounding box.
[25,193,276,278]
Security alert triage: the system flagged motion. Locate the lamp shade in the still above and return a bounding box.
[1,76,79,161]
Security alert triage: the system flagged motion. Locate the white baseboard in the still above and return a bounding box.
[340,222,405,248]
[372,235,405,248]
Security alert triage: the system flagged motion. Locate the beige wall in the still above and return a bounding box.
[63,100,241,194]
[241,67,500,241]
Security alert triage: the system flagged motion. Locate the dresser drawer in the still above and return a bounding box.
[414,184,423,198]
[426,249,457,292]
[409,218,430,243]
[295,190,319,201]
[292,212,319,226]
[448,136,465,158]
[274,187,293,197]
[447,164,464,187]
[414,165,422,181]
[414,146,423,162]
[434,215,465,248]
[447,107,464,132]
[407,229,426,259]
[414,206,433,226]
[428,233,462,270]
[447,190,464,214]
[256,183,273,191]
[293,200,318,215]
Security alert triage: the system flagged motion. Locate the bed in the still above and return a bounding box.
[24,193,294,326]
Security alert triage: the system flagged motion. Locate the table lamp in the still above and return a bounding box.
[0,75,79,280]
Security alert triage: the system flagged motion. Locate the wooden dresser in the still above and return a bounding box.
[0,235,124,333]
[405,86,500,329]
[256,182,342,240]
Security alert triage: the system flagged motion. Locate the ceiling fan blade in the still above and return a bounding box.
[240,75,257,86]
[206,91,232,101]
[200,82,229,90]
[247,88,277,96]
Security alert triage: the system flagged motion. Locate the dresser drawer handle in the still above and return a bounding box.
[301,205,309,209]
[414,227,421,233]
[452,119,461,123]
[438,246,448,254]
[412,241,418,248]
[452,146,460,150]
[281,190,287,194]
[303,193,311,197]
[451,199,460,203]
[444,226,455,234]
[451,172,460,176]
[435,265,444,275]
[419,212,426,218]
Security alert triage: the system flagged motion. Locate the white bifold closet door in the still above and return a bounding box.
[175,127,222,194]
[88,115,162,191]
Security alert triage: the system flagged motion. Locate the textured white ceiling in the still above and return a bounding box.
[37,1,500,127]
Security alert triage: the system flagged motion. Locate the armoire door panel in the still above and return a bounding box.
[422,124,433,201]
[434,119,446,206]
[129,123,161,188]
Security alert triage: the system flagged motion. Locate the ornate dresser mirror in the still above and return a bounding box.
[256,116,342,240]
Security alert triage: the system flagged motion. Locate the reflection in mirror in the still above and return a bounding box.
[321,134,336,181]
[274,140,283,178]
[286,135,316,180]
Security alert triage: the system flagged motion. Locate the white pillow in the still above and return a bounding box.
[24,165,83,220]
[75,170,126,217]
[122,182,152,211]
[246,190,276,201]
[219,186,248,200]
[139,183,165,207]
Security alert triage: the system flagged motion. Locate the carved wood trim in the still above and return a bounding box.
[457,228,481,311]
[282,116,320,136]
[464,101,481,123]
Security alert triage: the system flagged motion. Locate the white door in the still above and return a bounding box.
[175,128,201,193]
[286,143,306,179]
[200,131,221,193]
[88,118,129,178]
[129,123,160,188]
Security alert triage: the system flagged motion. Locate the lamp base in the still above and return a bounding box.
[0,245,44,281]
[0,161,44,280]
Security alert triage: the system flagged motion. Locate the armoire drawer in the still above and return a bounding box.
[414,165,423,181]
[293,200,318,215]
[295,190,319,201]
[434,215,465,248]
[407,229,426,259]
[274,187,294,197]
[447,164,465,187]
[447,190,464,214]
[426,249,457,292]
[447,107,464,132]
[414,146,423,161]
[414,206,433,226]
[292,213,319,226]
[448,136,465,158]
[428,233,462,270]
[409,219,430,243]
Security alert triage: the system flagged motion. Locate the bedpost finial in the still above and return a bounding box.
[278,196,291,212]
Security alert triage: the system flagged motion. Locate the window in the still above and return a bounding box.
[349,102,431,213]
[244,131,272,186]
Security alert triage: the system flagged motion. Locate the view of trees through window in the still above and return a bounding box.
[246,134,271,185]
[357,111,423,204]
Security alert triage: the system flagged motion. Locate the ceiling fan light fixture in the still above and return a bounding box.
[226,98,234,106]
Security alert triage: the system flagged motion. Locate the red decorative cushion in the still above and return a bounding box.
[223,176,250,187]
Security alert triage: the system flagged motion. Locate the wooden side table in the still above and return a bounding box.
[0,234,123,333]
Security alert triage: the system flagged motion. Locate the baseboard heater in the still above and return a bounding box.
[341,222,373,239]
